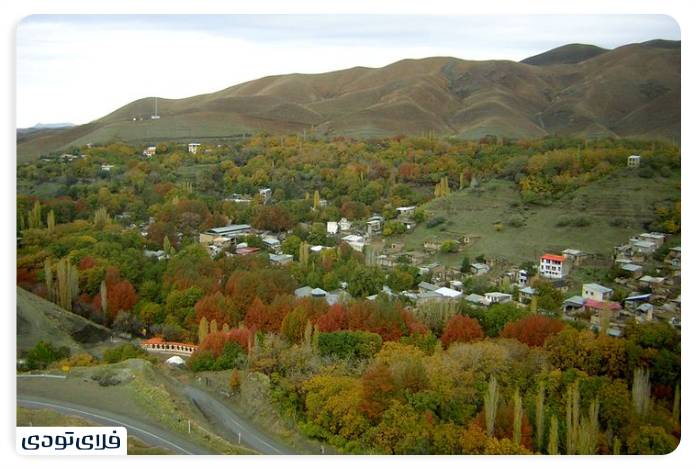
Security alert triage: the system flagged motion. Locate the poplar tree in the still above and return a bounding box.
[484,376,499,437]
[513,387,523,446]
[100,280,108,314]
[56,257,78,311]
[547,415,559,455]
[47,210,56,234]
[632,368,651,418]
[198,316,209,344]
[535,382,546,452]
[44,259,54,302]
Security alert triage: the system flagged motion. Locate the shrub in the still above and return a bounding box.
[23,341,71,370]
[426,217,446,228]
[188,350,216,372]
[102,343,147,364]
[317,331,383,359]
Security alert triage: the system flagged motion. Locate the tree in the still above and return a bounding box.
[198,316,209,344]
[632,367,651,418]
[360,361,396,421]
[627,425,678,454]
[547,415,559,455]
[55,257,79,311]
[483,376,499,437]
[441,315,484,348]
[513,388,523,446]
[46,210,55,234]
[500,315,564,347]
[535,382,545,451]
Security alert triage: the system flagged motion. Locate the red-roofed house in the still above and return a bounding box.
[583,298,622,313]
[539,253,570,279]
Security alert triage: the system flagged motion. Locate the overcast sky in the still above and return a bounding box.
[16,14,680,128]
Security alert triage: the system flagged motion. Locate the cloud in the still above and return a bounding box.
[16,15,680,127]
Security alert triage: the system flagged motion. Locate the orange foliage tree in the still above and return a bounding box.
[500,314,565,347]
[441,315,484,348]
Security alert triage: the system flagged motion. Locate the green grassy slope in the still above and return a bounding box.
[395,169,679,265]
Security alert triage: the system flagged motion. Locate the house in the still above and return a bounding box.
[100,164,115,172]
[470,263,490,276]
[144,249,168,261]
[294,286,350,305]
[341,234,365,252]
[236,246,260,256]
[339,218,352,231]
[435,287,463,299]
[639,275,665,288]
[143,146,157,157]
[517,269,529,287]
[310,245,325,253]
[582,283,614,302]
[269,253,293,266]
[518,286,536,303]
[627,154,641,168]
[562,249,588,266]
[327,221,339,235]
[449,280,463,291]
[465,294,489,306]
[584,298,621,314]
[262,236,281,251]
[620,263,644,278]
[630,238,657,255]
[259,188,272,204]
[418,282,439,294]
[366,215,383,236]
[199,224,251,244]
[639,232,666,248]
[539,253,570,279]
[485,292,513,304]
[225,194,252,204]
[396,206,416,218]
[624,293,652,310]
[563,296,585,313]
[188,143,201,154]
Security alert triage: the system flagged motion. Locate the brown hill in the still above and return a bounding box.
[17,40,680,161]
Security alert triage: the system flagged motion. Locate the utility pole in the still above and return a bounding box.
[188,420,191,434]
[238,432,241,444]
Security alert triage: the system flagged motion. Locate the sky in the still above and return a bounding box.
[16,14,680,128]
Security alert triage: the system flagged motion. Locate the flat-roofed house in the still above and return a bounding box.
[627,154,641,168]
[539,253,570,279]
[199,224,251,245]
[582,283,614,302]
[188,143,201,154]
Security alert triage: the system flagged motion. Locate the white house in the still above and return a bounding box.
[339,218,352,231]
[485,292,513,304]
[627,154,641,168]
[582,283,613,302]
[396,206,417,218]
[342,234,365,252]
[143,146,157,157]
[539,253,570,279]
[435,287,463,299]
[100,164,115,172]
[188,143,201,154]
[269,253,293,266]
[638,232,666,248]
[259,188,272,204]
[327,221,339,235]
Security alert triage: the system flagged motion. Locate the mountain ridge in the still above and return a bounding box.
[17,39,680,161]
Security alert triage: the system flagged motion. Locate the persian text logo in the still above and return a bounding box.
[17,427,127,455]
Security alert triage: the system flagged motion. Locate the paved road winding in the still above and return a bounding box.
[17,397,212,455]
[181,385,294,455]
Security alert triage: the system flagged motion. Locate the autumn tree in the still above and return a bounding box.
[500,315,565,347]
[441,315,484,348]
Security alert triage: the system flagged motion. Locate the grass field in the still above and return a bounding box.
[393,169,679,266]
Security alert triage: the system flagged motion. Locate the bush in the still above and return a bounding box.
[102,343,147,364]
[24,341,71,370]
[317,331,383,359]
[426,217,446,228]
[556,215,590,228]
[188,350,216,372]
[508,215,525,228]
[212,341,246,370]
[440,240,458,253]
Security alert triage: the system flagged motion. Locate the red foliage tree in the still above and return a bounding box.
[500,314,565,347]
[78,256,97,271]
[107,279,137,319]
[441,315,484,348]
[195,292,238,327]
[199,328,252,357]
[315,304,348,332]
